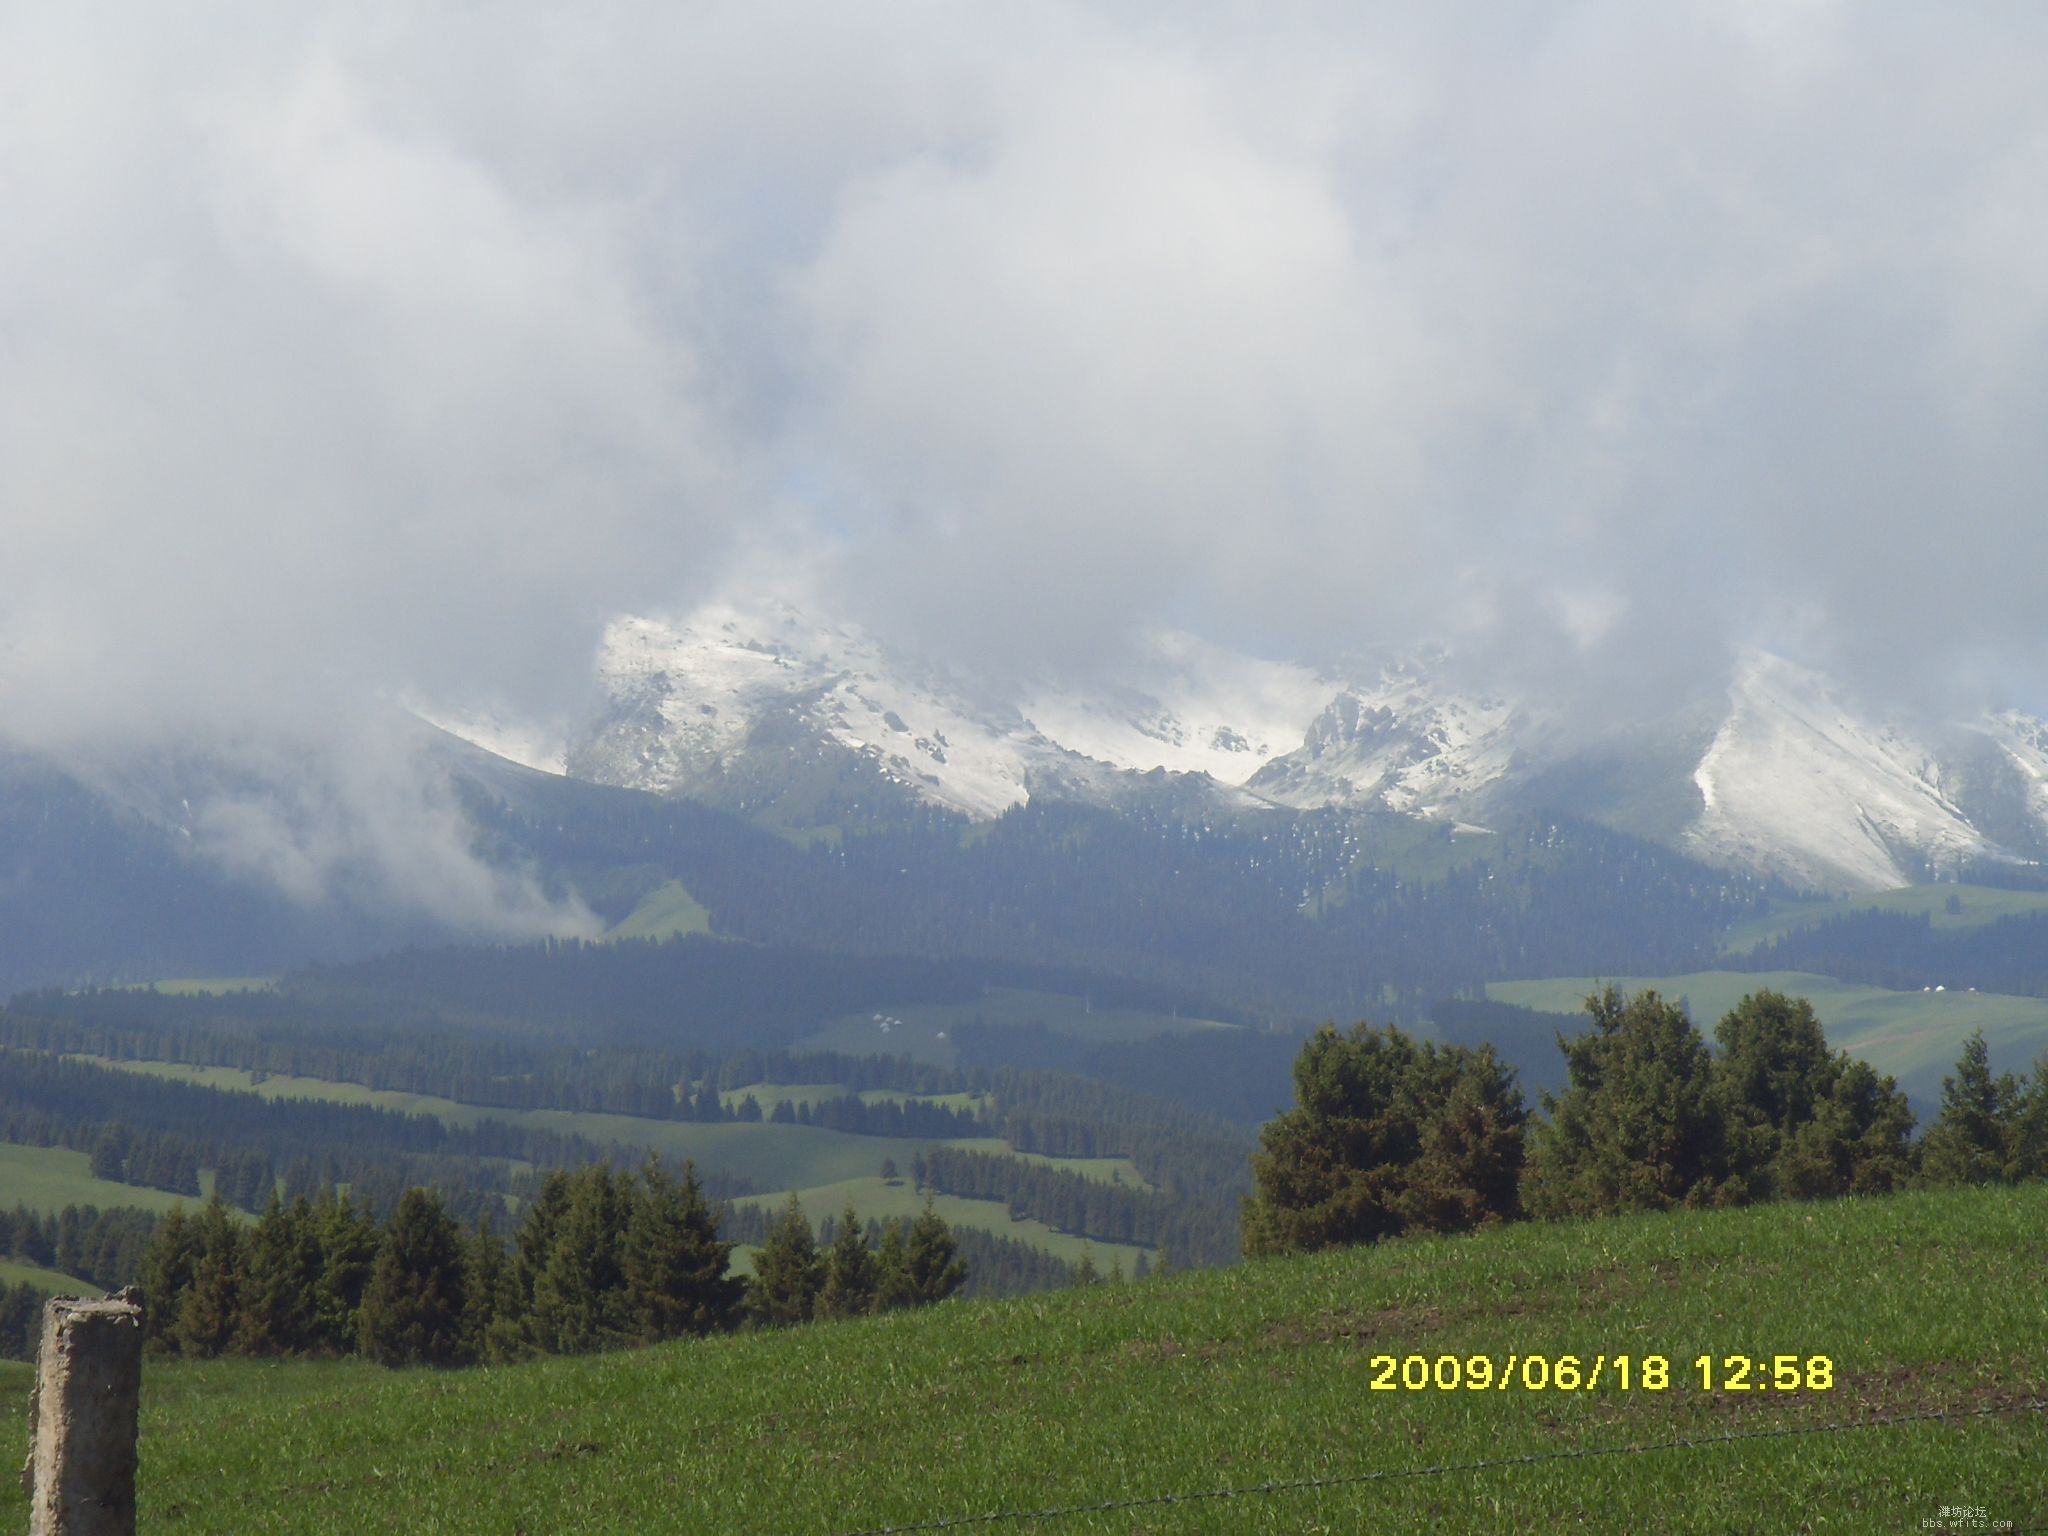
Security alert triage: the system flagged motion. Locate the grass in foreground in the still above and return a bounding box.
[2,1183,2041,1533]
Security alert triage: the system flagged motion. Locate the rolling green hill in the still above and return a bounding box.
[0,1142,204,1219]
[1,1182,2039,1532]
[78,1055,1005,1191]
[0,1257,92,1293]
[1722,883,2048,954]
[59,1055,1180,1268]
[604,879,714,941]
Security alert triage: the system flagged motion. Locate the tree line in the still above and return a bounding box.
[138,1160,969,1369]
[0,1000,776,1129]
[1,1000,1245,1200]
[1,996,1258,1261]
[0,1204,163,1360]
[471,780,1780,1025]
[912,1146,1237,1268]
[1736,908,2048,999]
[1244,987,2048,1256]
[0,1046,632,1216]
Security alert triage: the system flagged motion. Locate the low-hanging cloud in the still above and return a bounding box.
[4,1,2047,925]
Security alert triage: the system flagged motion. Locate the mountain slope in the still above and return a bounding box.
[1684,653,1990,890]
[554,596,2048,894]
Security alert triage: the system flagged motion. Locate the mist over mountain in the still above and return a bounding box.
[559,591,2048,897]
[4,4,2046,982]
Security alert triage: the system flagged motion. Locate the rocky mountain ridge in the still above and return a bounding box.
[550,597,2048,895]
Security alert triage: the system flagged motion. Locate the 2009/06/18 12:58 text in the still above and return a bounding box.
[1366,1353,1836,1393]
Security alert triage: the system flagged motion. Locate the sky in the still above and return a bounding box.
[4,2,2047,926]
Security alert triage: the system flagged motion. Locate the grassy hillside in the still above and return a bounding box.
[1722,883,2048,954]
[1487,970,2048,1108]
[0,1257,91,1293]
[59,1056,1163,1264]
[0,1142,202,1219]
[77,1057,1007,1191]
[605,879,714,941]
[1,1183,2039,1533]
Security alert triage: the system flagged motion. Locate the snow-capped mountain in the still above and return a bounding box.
[561,599,1511,827]
[1684,652,1988,892]
[1243,663,1526,821]
[539,595,2048,895]
[568,601,1077,821]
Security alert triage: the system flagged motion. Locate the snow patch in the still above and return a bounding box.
[1685,651,1986,892]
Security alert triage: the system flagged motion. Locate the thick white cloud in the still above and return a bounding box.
[3,2,2046,922]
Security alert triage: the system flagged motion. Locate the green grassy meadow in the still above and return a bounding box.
[604,879,714,941]
[0,1142,203,1219]
[1487,970,2048,1105]
[0,1257,92,1293]
[1721,882,2048,954]
[125,976,278,996]
[2,1182,2041,1533]
[55,1057,1148,1263]
[75,1057,1017,1193]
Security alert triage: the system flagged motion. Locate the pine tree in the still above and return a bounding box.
[1919,1031,2019,1186]
[900,1199,967,1306]
[1712,991,1915,1201]
[2008,1054,2048,1183]
[872,1221,912,1312]
[816,1202,878,1320]
[1522,988,1734,1220]
[310,1189,378,1354]
[508,1168,573,1347]
[358,1187,470,1367]
[235,1194,322,1356]
[138,1205,202,1354]
[172,1194,243,1358]
[621,1160,743,1342]
[89,1122,131,1182]
[464,1215,513,1362]
[1242,1022,1526,1255]
[528,1166,629,1354]
[749,1193,823,1327]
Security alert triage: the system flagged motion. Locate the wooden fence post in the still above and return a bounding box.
[19,1288,144,1536]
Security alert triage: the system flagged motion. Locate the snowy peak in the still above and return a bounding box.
[567,604,1047,820]
[527,594,2048,895]
[1017,632,1337,787]
[1686,652,1993,891]
[1246,663,1525,817]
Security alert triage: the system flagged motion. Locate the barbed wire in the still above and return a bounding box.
[835,1395,2048,1535]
